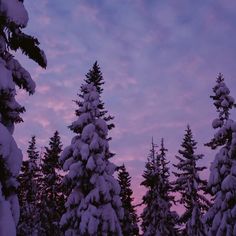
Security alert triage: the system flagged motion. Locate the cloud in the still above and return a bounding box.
[13,0,236,216]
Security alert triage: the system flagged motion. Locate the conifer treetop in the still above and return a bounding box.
[27,135,39,161]
[43,130,63,170]
[118,164,139,236]
[141,138,178,236]
[85,61,104,94]
[206,73,236,149]
[211,73,236,122]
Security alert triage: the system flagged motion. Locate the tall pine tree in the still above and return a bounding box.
[118,164,139,236]
[0,1,46,234]
[203,74,236,235]
[38,131,64,236]
[141,138,178,236]
[60,72,123,235]
[17,136,41,236]
[173,125,210,236]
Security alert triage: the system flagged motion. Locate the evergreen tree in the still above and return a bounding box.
[159,139,175,203]
[38,131,64,236]
[173,125,210,236]
[17,136,41,235]
[60,81,123,235]
[118,164,139,236]
[141,138,178,236]
[0,1,46,234]
[84,61,114,131]
[203,74,236,235]
[85,61,104,95]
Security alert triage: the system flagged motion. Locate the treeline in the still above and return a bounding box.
[16,67,236,236]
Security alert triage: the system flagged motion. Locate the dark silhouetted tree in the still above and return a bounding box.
[118,164,139,236]
[173,125,210,235]
[17,136,41,235]
[38,131,64,236]
[141,138,178,236]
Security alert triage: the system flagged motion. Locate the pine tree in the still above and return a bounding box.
[60,81,123,235]
[203,74,236,235]
[17,136,41,235]
[118,164,139,236]
[0,1,46,234]
[141,138,178,236]
[173,125,210,236]
[159,139,175,203]
[38,131,64,236]
[84,61,114,131]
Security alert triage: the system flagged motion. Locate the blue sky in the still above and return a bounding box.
[14,0,236,208]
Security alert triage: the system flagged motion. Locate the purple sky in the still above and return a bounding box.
[14,0,236,210]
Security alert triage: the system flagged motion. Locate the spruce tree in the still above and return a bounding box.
[118,164,139,236]
[141,138,178,236]
[203,74,236,235]
[159,139,175,203]
[0,1,46,234]
[173,125,210,236]
[17,136,41,235]
[60,81,123,235]
[38,131,64,236]
[84,61,114,131]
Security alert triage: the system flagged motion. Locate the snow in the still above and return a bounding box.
[8,195,20,225]
[80,143,89,160]
[95,119,108,136]
[0,36,6,54]
[0,200,16,236]
[71,113,91,130]
[0,59,15,91]
[81,124,95,142]
[0,0,29,27]
[86,156,96,170]
[212,118,223,129]
[222,175,236,191]
[4,53,36,94]
[221,99,229,107]
[0,123,22,175]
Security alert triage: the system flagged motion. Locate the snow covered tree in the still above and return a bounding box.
[118,164,139,236]
[60,82,123,236]
[173,125,210,236]
[141,138,178,236]
[17,136,41,236]
[38,131,64,236]
[84,61,114,131]
[0,1,46,235]
[203,74,236,235]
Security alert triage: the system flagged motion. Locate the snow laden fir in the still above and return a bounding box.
[204,74,236,235]
[0,0,46,235]
[60,83,124,235]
